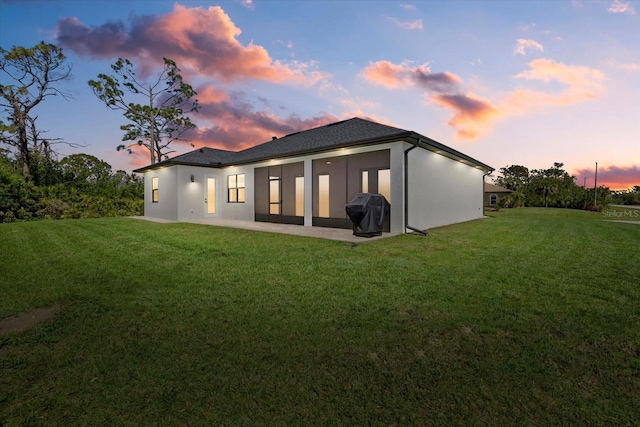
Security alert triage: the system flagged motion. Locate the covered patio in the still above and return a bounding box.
[130,216,400,243]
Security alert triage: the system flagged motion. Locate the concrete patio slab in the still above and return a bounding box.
[130,216,401,243]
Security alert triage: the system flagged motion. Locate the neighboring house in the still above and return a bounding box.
[484,182,514,207]
[134,118,493,234]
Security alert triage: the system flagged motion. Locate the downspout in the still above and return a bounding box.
[482,172,491,212]
[404,140,428,235]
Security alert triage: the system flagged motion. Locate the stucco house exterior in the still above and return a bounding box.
[484,182,514,207]
[134,118,493,234]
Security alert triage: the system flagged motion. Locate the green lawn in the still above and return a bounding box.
[1,208,639,425]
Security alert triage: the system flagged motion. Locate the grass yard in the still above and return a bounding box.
[1,208,639,425]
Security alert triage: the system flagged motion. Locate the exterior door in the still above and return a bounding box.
[206,177,216,216]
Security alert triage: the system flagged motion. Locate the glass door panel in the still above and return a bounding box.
[207,178,216,214]
[319,174,330,218]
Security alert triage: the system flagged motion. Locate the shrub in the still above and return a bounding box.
[38,199,71,220]
[1,210,16,223]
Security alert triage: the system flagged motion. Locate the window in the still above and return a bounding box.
[361,170,369,193]
[378,169,391,202]
[151,177,159,203]
[318,174,329,218]
[362,169,390,201]
[269,175,280,214]
[295,176,304,217]
[489,194,497,206]
[228,174,245,203]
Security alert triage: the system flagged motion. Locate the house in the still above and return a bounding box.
[134,118,493,234]
[484,182,514,207]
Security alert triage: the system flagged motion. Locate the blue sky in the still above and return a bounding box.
[1,0,638,188]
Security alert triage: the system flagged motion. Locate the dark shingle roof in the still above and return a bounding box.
[232,118,408,163]
[134,117,492,172]
[484,183,513,193]
[159,147,237,167]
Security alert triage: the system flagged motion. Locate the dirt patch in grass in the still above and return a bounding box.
[0,305,61,336]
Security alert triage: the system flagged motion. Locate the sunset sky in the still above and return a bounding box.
[1,0,638,189]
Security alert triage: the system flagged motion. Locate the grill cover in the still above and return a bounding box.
[345,193,390,237]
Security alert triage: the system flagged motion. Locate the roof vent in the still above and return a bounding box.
[272,136,277,140]
[199,148,203,153]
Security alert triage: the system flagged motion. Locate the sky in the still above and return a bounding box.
[1,0,638,190]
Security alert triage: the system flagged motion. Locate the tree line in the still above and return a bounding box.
[0,150,143,222]
[0,42,198,222]
[492,163,640,209]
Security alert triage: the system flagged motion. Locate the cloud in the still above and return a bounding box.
[362,58,606,140]
[432,94,499,140]
[573,164,640,190]
[362,60,412,88]
[514,58,605,95]
[400,4,416,10]
[607,0,636,14]
[56,4,328,85]
[183,85,339,151]
[362,60,461,91]
[390,17,423,30]
[241,0,254,10]
[514,39,544,56]
[362,60,498,140]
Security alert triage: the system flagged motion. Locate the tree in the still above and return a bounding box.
[528,163,574,208]
[0,42,73,177]
[492,162,610,210]
[494,165,530,191]
[60,153,113,188]
[89,58,199,165]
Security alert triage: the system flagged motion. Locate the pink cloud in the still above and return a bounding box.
[362,61,461,91]
[515,59,605,90]
[362,58,606,141]
[608,0,636,15]
[170,85,340,151]
[362,60,413,88]
[56,5,328,85]
[197,86,230,104]
[432,93,499,140]
[514,39,544,56]
[503,59,606,114]
[574,164,640,190]
[362,60,497,140]
[191,112,339,151]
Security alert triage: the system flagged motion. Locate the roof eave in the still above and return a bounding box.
[409,132,494,172]
[133,159,224,173]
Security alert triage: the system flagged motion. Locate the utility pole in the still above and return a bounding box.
[594,162,598,206]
